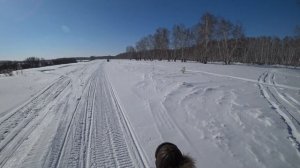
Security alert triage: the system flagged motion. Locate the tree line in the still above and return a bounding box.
[0,55,117,75]
[119,12,300,66]
[0,57,77,75]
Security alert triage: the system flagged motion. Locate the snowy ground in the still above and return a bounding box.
[0,60,299,168]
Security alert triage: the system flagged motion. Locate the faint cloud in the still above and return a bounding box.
[61,25,71,33]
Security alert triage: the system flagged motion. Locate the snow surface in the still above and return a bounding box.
[0,63,83,117]
[0,60,299,168]
[105,60,300,168]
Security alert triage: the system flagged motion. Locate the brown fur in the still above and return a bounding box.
[155,142,196,168]
[179,155,196,168]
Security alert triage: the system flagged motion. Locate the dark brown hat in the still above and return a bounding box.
[155,142,184,168]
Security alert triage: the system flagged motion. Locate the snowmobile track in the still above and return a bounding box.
[0,76,71,167]
[87,67,146,168]
[43,65,146,168]
[258,71,300,152]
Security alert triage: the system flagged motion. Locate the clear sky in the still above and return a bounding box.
[0,0,299,60]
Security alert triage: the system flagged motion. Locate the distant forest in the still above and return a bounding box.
[0,56,114,75]
[118,12,300,66]
[0,57,77,75]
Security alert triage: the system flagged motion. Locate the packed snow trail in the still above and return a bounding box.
[0,61,146,168]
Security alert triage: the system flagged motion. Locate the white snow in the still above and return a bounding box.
[105,60,300,168]
[0,60,299,168]
[0,63,83,117]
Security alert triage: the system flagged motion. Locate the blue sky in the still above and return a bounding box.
[0,0,299,60]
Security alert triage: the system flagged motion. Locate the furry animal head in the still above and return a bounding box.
[155,142,196,168]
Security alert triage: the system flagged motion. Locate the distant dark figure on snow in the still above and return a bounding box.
[155,142,195,168]
[107,59,110,62]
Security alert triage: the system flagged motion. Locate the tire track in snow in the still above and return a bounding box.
[44,63,146,168]
[20,90,73,168]
[0,76,71,167]
[257,71,300,152]
[264,72,300,126]
[42,97,81,168]
[88,67,146,168]
[187,69,300,91]
[89,80,121,167]
[53,74,97,168]
[42,68,96,168]
[270,73,300,113]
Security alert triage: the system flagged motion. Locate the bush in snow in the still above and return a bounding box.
[181,67,186,74]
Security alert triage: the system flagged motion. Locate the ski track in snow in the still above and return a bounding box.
[0,62,146,168]
[257,71,300,152]
[187,69,300,91]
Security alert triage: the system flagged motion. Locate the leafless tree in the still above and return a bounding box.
[231,22,245,63]
[295,25,300,39]
[126,46,135,60]
[136,37,148,60]
[197,12,217,63]
[144,35,155,60]
[154,27,170,60]
[24,57,41,68]
[172,24,191,62]
[216,18,234,64]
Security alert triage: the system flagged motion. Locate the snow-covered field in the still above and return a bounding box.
[0,60,299,168]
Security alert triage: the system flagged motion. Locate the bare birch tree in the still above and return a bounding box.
[154,28,170,60]
[126,46,135,60]
[216,18,233,64]
[197,12,217,63]
[172,24,191,62]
